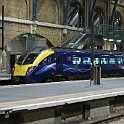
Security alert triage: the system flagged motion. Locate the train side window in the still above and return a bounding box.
[109,58,116,64]
[101,58,108,64]
[72,57,81,64]
[42,58,47,65]
[48,57,52,64]
[83,57,91,64]
[117,58,123,64]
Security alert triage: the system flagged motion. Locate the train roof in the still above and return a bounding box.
[28,47,124,56]
[30,46,49,54]
[53,47,90,53]
[53,47,124,55]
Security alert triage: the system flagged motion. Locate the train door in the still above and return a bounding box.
[100,55,109,76]
[82,53,91,76]
[72,54,82,75]
[56,52,63,74]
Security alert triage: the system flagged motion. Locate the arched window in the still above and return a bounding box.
[93,6,104,26]
[64,0,83,27]
[113,11,123,28]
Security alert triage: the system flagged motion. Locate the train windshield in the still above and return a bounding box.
[17,52,28,65]
[23,53,38,65]
[17,53,39,65]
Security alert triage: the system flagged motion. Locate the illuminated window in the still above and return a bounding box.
[83,57,91,64]
[95,58,100,64]
[72,57,81,64]
[109,58,116,64]
[117,58,123,64]
[101,58,108,64]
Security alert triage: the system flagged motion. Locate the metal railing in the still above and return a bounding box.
[60,24,124,49]
[94,24,124,41]
[60,30,79,47]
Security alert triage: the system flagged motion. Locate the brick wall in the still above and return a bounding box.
[0,0,124,49]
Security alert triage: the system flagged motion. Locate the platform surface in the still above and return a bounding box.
[0,72,11,81]
[0,78,124,112]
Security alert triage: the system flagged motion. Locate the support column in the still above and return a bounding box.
[90,0,97,84]
[64,0,72,25]
[32,0,40,21]
[110,0,118,25]
[84,0,90,27]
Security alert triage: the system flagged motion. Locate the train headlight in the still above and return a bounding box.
[26,66,35,75]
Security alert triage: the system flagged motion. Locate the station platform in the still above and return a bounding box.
[0,72,11,81]
[0,77,124,113]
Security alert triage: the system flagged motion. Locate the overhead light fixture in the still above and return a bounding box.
[108,39,113,41]
[117,40,121,42]
[103,38,107,41]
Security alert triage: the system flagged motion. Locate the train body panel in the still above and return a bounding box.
[12,47,124,84]
[26,53,56,83]
[60,51,90,77]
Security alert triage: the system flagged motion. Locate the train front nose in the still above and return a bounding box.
[25,66,37,83]
[26,66,36,75]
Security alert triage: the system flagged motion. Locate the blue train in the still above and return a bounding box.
[12,47,124,84]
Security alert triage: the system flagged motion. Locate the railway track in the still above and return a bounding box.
[91,114,124,124]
